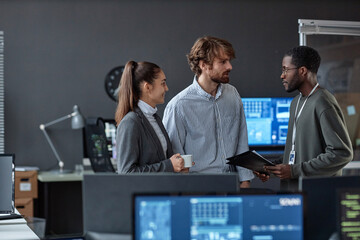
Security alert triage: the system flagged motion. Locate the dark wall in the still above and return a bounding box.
[0,0,359,170]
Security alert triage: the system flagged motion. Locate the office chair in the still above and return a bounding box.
[84,117,115,173]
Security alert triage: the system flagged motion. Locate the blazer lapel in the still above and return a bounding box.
[153,113,174,158]
[135,108,166,160]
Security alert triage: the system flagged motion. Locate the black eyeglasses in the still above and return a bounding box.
[281,67,299,75]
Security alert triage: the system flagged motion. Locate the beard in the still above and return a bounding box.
[209,70,230,84]
[285,72,301,93]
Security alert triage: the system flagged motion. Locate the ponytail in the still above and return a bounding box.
[115,61,137,125]
[115,60,161,125]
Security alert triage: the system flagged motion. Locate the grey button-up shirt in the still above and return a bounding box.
[163,77,254,181]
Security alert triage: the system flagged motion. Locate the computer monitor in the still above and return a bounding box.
[83,118,117,160]
[337,188,360,240]
[242,97,292,147]
[133,193,304,240]
[82,173,239,235]
[0,154,15,214]
[299,176,360,240]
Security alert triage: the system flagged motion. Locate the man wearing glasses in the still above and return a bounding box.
[258,46,353,191]
[163,36,254,188]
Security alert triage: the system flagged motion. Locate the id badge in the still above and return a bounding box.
[289,150,296,165]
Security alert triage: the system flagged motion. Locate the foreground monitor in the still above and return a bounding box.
[133,193,304,240]
[299,176,360,240]
[82,173,239,235]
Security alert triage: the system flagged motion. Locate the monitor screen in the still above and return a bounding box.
[337,188,360,240]
[242,97,293,146]
[133,193,304,240]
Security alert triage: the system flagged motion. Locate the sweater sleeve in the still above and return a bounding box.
[291,107,353,178]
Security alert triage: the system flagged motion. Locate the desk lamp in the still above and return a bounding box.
[39,105,85,173]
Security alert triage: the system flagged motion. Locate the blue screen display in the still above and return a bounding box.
[242,98,293,146]
[134,194,303,240]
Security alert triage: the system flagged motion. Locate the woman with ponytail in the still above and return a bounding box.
[115,61,187,173]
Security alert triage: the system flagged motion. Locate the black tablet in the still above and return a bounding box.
[227,150,275,174]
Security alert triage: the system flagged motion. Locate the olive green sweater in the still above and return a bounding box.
[282,88,353,191]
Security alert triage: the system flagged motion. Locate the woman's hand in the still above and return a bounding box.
[170,153,184,172]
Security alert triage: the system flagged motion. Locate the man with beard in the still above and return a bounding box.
[259,46,353,191]
[163,36,254,188]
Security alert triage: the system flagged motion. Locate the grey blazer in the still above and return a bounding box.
[116,108,174,173]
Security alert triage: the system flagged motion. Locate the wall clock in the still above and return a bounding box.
[104,66,124,102]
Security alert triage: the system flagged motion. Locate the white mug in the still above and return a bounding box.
[181,155,193,168]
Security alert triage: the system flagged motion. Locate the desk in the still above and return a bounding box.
[37,171,88,182]
[0,215,39,240]
[343,160,360,175]
[36,171,93,237]
[344,160,360,169]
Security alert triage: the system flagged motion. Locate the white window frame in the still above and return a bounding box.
[299,19,360,45]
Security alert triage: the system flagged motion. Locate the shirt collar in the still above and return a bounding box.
[138,100,157,116]
[192,76,223,100]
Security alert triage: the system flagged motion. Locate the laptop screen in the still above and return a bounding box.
[0,154,15,214]
[242,97,292,147]
[133,193,303,240]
